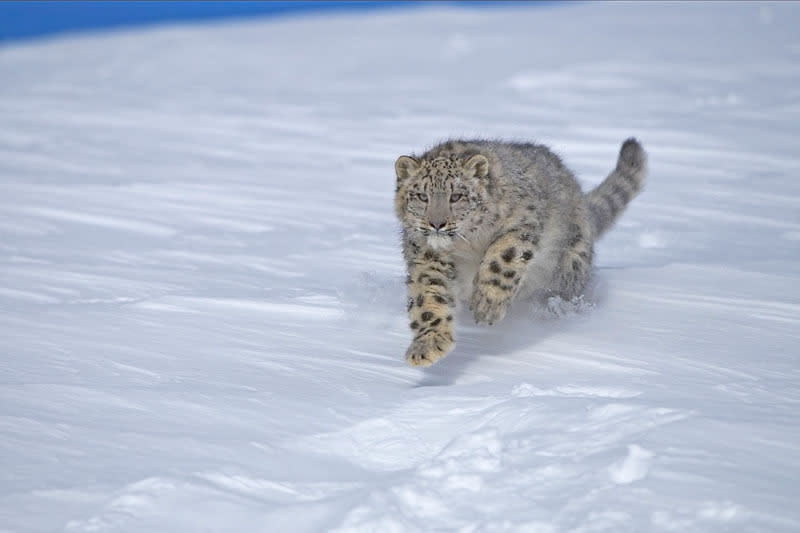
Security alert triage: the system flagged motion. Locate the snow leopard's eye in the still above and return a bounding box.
[450,193,463,203]
[415,193,428,202]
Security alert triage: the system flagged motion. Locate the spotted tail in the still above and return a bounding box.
[585,138,648,239]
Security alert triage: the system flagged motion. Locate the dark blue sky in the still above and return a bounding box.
[0,1,553,44]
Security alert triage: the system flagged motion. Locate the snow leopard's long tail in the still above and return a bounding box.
[585,138,647,239]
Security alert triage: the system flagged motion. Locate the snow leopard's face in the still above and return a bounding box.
[394,154,490,250]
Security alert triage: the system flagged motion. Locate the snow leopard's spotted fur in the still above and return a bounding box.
[394,138,647,366]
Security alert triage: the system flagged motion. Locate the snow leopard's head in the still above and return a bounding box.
[394,153,491,250]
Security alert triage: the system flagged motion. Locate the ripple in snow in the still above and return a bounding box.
[608,444,654,484]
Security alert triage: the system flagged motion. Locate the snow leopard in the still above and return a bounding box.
[394,138,647,366]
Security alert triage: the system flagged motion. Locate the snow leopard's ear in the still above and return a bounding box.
[395,156,420,182]
[464,154,489,180]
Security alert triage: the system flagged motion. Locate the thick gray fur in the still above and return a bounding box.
[394,137,647,366]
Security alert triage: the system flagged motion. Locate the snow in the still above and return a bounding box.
[1,1,799,531]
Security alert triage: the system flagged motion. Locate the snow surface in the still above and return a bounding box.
[1,2,800,531]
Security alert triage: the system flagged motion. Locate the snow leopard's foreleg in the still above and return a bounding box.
[470,223,542,325]
[404,248,457,366]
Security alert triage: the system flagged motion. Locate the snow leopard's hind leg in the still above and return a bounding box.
[552,217,594,301]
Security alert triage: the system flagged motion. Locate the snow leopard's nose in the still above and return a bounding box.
[427,194,450,231]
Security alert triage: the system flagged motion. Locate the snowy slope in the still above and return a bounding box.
[1,2,800,531]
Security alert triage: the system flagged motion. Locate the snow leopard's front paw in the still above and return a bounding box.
[470,286,511,326]
[405,330,455,367]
